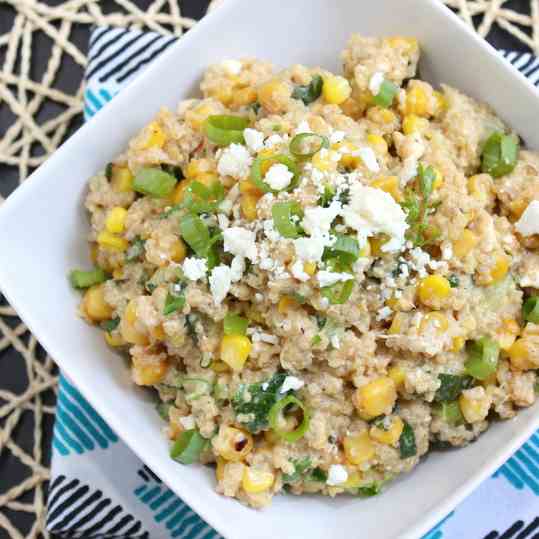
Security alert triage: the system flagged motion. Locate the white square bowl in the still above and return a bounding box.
[1,1,539,538]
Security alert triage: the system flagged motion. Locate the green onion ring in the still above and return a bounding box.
[268,395,310,443]
[204,115,249,146]
[250,153,299,193]
[289,132,329,158]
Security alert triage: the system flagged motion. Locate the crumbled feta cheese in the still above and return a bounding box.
[264,134,284,148]
[330,334,341,349]
[260,333,279,345]
[515,200,539,236]
[254,293,264,302]
[280,375,305,394]
[217,143,252,179]
[261,382,269,391]
[291,260,310,282]
[327,464,348,486]
[342,183,408,252]
[294,231,333,262]
[294,120,311,135]
[409,247,431,278]
[302,201,342,235]
[356,147,380,172]
[265,163,294,191]
[218,199,233,214]
[400,158,418,185]
[217,213,230,230]
[441,243,453,261]
[209,265,232,304]
[329,130,346,144]
[377,306,393,321]
[230,255,246,282]
[223,226,258,261]
[179,415,196,429]
[263,218,281,241]
[182,257,208,281]
[317,271,354,288]
[221,59,242,75]
[369,71,385,95]
[243,128,264,153]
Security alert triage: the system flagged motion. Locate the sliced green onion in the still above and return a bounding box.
[399,420,417,459]
[182,180,225,214]
[200,354,212,368]
[250,154,298,193]
[69,268,107,289]
[418,163,436,199]
[523,296,539,324]
[289,133,329,158]
[164,289,186,316]
[311,335,322,346]
[318,184,335,207]
[133,167,177,198]
[105,163,113,180]
[465,337,499,380]
[436,401,464,426]
[204,115,249,146]
[308,467,327,482]
[357,482,382,497]
[291,74,323,105]
[434,373,472,402]
[100,317,120,333]
[271,201,304,238]
[170,429,207,464]
[481,132,519,178]
[223,313,248,336]
[321,279,354,305]
[323,234,359,266]
[372,80,399,108]
[179,213,210,257]
[268,395,310,443]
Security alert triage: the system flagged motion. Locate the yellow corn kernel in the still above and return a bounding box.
[369,236,387,256]
[343,470,363,489]
[211,360,230,373]
[489,254,510,284]
[343,431,375,465]
[112,268,124,279]
[186,103,217,131]
[404,85,429,117]
[216,457,226,482]
[150,324,166,341]
[432,167,443,190]
[370,416,404,446]
[371,176,403,203]
[242,467,275,493]
[215,426,253,461]
[185,158,214,179]
[121,299,149,346]
[209,85,233,106]
[419,312,449,335]
[240,193,259,221]
[453,229,479,259]
[333,141,360,169]
[459,391,490,423]
[322,74,352,105]
[239,180,264,196]
[110,165,134,193]
[278,296,298,314]
[125,299,137,325]
[220,335,252,371]
[312,148,340,172]
[170,179,192,205]
[97,230,128,252]
[510,198,529,220]
[232,86,257,108]
[402,114,429,135]
[451,336,466,353]
[434,91,447,116]
[170,238,187,263]
[104,331,125,347]
[82,284,113,322]
[367,134,388,155]
[388,366,406,389]
[367,106,397,125]
[105,207,128,234]
[132,356,169,386]
[355,377,397,420]
[257,78,290,113]
[388,312,404,335]
[418,275,451,307]
[303,262,317,276]
[386,36,419,53]
[507,338,539,370]
[497,318,520,351]
[142,121,166,149]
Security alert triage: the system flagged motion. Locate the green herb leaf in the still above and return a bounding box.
[282,457,312,483]
[164,285,186,316]
[292,74,323,105]
[323,234,359,266]
[126,237,145,263]
[105,163,113,180]
[523,296,539,324]
[179,213,211,258]
[100,317,120,333]
[465,337,499,380]
[372,80,399,108]
[357,482,383,497]
[399,420,417,459]
[448,274,460,288]
[156,402,172,421]
[308,467,327,482]
[272,201,304,238]
[481,132,519,178]
[434,374,473,402]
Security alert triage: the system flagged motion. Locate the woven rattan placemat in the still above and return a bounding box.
[0,1,537,537]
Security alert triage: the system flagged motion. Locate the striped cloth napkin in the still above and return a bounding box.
[46,27,539,539]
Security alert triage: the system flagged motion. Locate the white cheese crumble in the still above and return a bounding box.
[302,200,342,235]
[209,265,232,304]
[179,415,196,430]
[223,226,258,261]
[280,375,305,394]
[356,147,380,172]
[243,128,264,153]
[265,163,294,191]
[441,243,453,261]
[409,247,431,278]
[259,333,279,345]
[294,231,333,262]
[329,130,346,144]
[291,260,311,282]
[217,213,230,230]
[182,257,208,281]
[221,59,242,75]
[342,183,408,252]
[326,464,348,486]
[217,143,252,179]
[317,271,353,288]
[264,134,284,148]
[294,120,311,135]
[377,306,393,321]
[230,255,246,282]
[369,71,385,95]
[515,200,539,236]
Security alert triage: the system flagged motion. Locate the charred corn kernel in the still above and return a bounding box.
[312,148,340,172]
[110,166,134,193]
[97,230,128,252]
[340,97,364,119]
[432,167,443,189]
[303,262,317,276]
[322,74,352,105]
[367,106,397,125]
[132,356,169,386]
[220,335,252,371]
[371,176,403,202]
[404,85,429,117]
[510,198,529,220]
[215,426,253,461]
[419,312,449,335]
[434,91,447,115]
[369,236,387,256]
[507,338,539,370]
[232,86,257,108]
[402,114,429,135]
[216,457,226,482]
[186,103,218,131]
[358,241,371,258]
[387,36,419,53]
[121,299,149,346]
[257,78,290,113]
[170,238,187,263]
[142,121,166,149]
[150,324,166,341]
[367,134,388,155]
[451,336,466,353]
[112,268,124,279]
[278,296,298,314]
[343,431,375,465]
[489,254,510,284]
[83,284,113,322]
[211,360,230,373]
[388,313,404,335]
[343,470,363,489]
[497,319,520,351]
[240,193,259,221]
[453,229,479,259]
[104,331,125,347]
[388,366,406,389]
[370,416,404,446]
[418,275,451,307]
[459,390,491,423]
[105,207,128,234]
[355,377,397,420]
[334,141,360,169]
[242,467,274,493]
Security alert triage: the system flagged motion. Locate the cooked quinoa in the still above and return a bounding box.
[72,34,539,508]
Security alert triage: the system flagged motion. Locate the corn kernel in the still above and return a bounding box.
[497,319,520,351]
[419,312,449,335]
[303,262,317,276]
[367,106,397,125]
[110,166,134,193]
[418,275,451,308]
[340,97,364,119]
[112,268,124,279]
[343,431,375,465]
[322,74,352,105]
[220,335,252,371]
[388,312,405,335]
[242,467,275,493]
[468,175,490,200]
[240,193,259,221]
[150,324,166,341]
[132,356,169,386]
[214,426,253,461]
[459,390,490,423]
[278,296,299,314]
[386,36,419,53]
[369,236,387,256]
[489,254,510,284]
[355,377,397,420]
[509,198,529,220]
[370,416,404,446]
[185,158,214,179]
[453,229,479,259]
[83,284,113,322]
[105,207,128,234]
[104,331,125,347]
[402,114,429,135]
[434,91,447,116]
[507,338,539,370]
[388,366,406,389]
[367,134,388,155]
[404,85,429,117]
[142,121,166,149]
[121,299,149,346]
[170,180,192,205]
[371,176,403,202]
[232,86,257,108]
[186,103,219,131]
[97,230,128,252]
[333,142,360,169]
[312,148,340,172]
[257,78,290,113]
[239,180,264,196]
[170,238,187,263]
[451,336,466,353]
[216,457,226,482]
[209,85,233,106]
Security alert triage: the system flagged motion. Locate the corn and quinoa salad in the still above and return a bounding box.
[70,33,539,508]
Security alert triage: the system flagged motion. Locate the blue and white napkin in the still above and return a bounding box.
[46,28,539,538]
